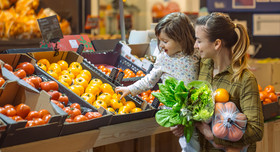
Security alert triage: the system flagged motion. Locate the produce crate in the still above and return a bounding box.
[28,51,113,136]
[0,80,67,148]
[262,96,280,121]
[81,42,153,86]
[29,51,156,129]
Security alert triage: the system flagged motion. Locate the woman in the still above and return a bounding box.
[171,12,264,152]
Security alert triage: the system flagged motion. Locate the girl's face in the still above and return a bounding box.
[158,31,182,56]
[194,25,216,59]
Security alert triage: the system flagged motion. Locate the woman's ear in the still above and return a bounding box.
[214,39,222,50]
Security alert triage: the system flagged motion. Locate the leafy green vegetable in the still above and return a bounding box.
[152,77,215,143]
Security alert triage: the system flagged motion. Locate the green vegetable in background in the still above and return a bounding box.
[152,77,214,143]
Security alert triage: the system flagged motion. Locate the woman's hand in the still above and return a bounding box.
[170,125,184,137]
[195,122,214,141]
[115,87,131,99]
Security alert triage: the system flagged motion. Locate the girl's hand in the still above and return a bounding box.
[195,122,214,141]
[115,87,131,99]
[170,125,184,137]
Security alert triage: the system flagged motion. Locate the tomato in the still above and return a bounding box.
[28,76,42,89]
[63,107,74,117]
[97,65,105,69]
[0,107,7,115]
[40,81,59,92]
[4,104,15,109]
[93,100,107,109]
[73,115,88,122]
[47,70,59,80]
[48,63,61,74]
[4,63,13,71]
[124,101,136,111]
[85,112,102,120]
[81,93,95,105]
[61,70,75,79]
[12,115,24,121]
[57,60,69,71]
[89,78,103,86]
[37,59,50,69]
[73,77,88,89]
[38,109,50,118]
[51,100,65,109]
[37,62,47,71]
[6,108,17,117]
[24,79,35,88]
[13,69,26,79]
[65,118,73,123]
[67,67,81,77]
[72,108,82,119]
[0,77,5,87]
[110,99,123,110]
[47,90,60,100]
[268,93,278,102]
[85,85,101,96]
[131,107,142,113]
[106,107,116,114]
[34,118,45,126]
[68,85,81,96]
[58,75,72,86]
[69,62,82,71]
[73,84,85,95]
[118,106,130,114]
[100,83,114,95]
[25,111,41,120]
[79,70,92,79]
[58,94,69,105]
[70,103,81,111]
[97,93,112,105]
[136,70,144,76]
[25,120,36,127]
[76,73,91,82]
[42,114,52,123]
[15,103,31,119]
[16,62,34,75]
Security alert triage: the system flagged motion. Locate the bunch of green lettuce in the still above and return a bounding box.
[152,77,214,142]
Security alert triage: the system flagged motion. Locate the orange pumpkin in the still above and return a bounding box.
[227,125,243,141]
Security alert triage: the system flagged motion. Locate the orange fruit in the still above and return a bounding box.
[267,92,278,102]
[124,101,136,111]
[258,84,262,92]
[259,91,268,101]
[214,88,229,103]
[131,107,142,113]
[264,85,275,94]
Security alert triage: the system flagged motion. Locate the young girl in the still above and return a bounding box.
[171,12,264,152]
[115,12,200,152]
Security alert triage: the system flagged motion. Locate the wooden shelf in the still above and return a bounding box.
[0,118,169,152]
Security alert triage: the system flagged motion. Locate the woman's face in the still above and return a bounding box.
[158,31,182,56]
[194,25,216,59]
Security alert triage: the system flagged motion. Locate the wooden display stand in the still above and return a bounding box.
[1,118,279,152]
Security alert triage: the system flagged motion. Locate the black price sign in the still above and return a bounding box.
[37,15,63,43]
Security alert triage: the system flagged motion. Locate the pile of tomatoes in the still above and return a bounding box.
[259,84,279,104]
[0,103,52,127]
[36,59,144,115]
[0,76,5,88]
[97,65,146,78]
[139,89,159,104]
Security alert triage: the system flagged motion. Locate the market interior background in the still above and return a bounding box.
[1,0,279,58]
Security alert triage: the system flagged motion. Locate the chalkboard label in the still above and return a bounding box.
[37,15,63,43]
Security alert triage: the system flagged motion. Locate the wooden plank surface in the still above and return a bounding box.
[1,129,100,152]
[93,118,169,147]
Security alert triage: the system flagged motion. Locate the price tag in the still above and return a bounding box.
[85,15,99,30]
[69,40,79,48]
[37,15,63,43]
[141,59,153,71]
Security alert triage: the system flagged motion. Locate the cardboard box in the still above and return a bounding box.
[128,43,150,58]
[249,59,280,91]
[0,80,67,147]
